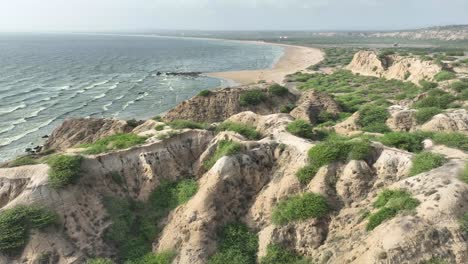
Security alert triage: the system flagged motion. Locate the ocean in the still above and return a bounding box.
[0,33,284,162]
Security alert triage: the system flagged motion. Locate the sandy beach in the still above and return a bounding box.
[206,42,324,85]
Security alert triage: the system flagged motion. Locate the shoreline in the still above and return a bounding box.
[204,40,325,85]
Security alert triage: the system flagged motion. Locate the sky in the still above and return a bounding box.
[0,0,467,32]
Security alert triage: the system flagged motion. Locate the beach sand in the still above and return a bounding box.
[206,42,324,85]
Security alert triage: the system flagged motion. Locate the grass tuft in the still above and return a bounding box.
[167,120,208,130]
[239,89,267,106]
[204,140,242,169]
[409,152,447,176]
[81,134,147,154]
[216,122,261,140]
[47,155,83,188]
[268,84,289,96]
[260,244,308,264]
[271,192,330,225]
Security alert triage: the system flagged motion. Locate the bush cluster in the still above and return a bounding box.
[459,163,468,184]
[409,152,447,176]
[415,107,442,124]
[81,134,147,154]
[286,120,314,139]
[204,140,242,169]
[208,223,258,264]
[126,251,177,264]
[104,179,198,262]
[86,258,114,264]
[260,244,308,264]
[167,120,208,130]
[413,89,457,109]
[0,205,57,253]
[367,189,419,230]
[379,132,428,153]
[434,71,456,82]
[47,155,83,188]
[280,104,296,113]
[239,90,267,106]
[7,155,38,167]
[357,104,391,133]
[271,192,330,225]
[198,90,212,97]
[268,84,289,96]
[216,122,261,140]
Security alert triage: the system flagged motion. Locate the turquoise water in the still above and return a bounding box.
[0,33,284,162]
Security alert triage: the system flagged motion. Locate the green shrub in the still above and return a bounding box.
[81,134,147,154]
[260,244,308,264]
[198,90,212,97]
[431,132,468,151]
[434,71,456,82]
[379,132,428,153]
[216,122,261,140]
[414,90,456,109]
[367,189,419,230]
[419,80,438,90]
[204,140,242,169]
[104,179,197,262]
[127,251,177,264]
[167,120,208,130]
[357,104,390,133]
[450,80,468,92]
[420,257,450,264]
[47,155,83,188]
[459,163,468,184]
[155,124,165,131]
[271,193,330,225]
[152,116,163,122]
[415,107,442,124]
[86,258,114,264]
[268,84,289,96]
[280,104,296,113]
[460,213,468,233]
[409,152,447,176]
[208,223,258,264]
[286,120,314,139]
[307,138,372,170]
[7,156,38,167]
[0,205,57,253]
[239,90,267,106]
[296,165,318,185]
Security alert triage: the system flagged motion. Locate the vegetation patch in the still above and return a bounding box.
[198,90,212,97]
[286,120,314,139]
[154,124,165,131]
[306,138,372,178]
[239,89,267,106]
[434,71,456,82]
[6,155,38,167]
[409,152,447,176]
[367,189,419,230]
[357,104,391,133]
[268,84,289,96]
[379,132,428,153]
[47,155,83,188]
[81,133,147,154]
[0,205,57,254]
[415,107,442,124]
[126,251,177,264]
[86,258,114,264]
[296,165,318,185]
[430,132,468,151]
[413,89,457,109]
[204,140,242,169]
[260,244,308,264]
[103,178,198,262]
[419,80,438,90]
[459,163,468,184]
[271,192,330,225]
[208,223,258,264]
[167,120,208,130]
[460,213,468,234]
[216,122,261,140]
[280,104,296,113]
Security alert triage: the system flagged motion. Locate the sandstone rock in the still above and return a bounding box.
[290,90,341,124]
[346,51,442,84]
[336,160,374,206]
[421,109,468,133]
[333,112,362,136]
[44,118,134,151]
[164,84,297,123]
[386,105,418,132]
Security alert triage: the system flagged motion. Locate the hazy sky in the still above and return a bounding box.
[0,0,467,32]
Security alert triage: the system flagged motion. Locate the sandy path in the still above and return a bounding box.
[206,42,324,85]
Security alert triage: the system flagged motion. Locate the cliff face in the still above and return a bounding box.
[164,83,297,123]
[1,110,467,264]
[346,51,442,84]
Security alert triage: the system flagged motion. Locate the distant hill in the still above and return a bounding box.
[366,24,468,41]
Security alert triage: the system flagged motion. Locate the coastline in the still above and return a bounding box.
[205,41,325,85]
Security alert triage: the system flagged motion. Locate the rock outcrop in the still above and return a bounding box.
[164,83,297,123]
[44,118,135,151]
[346,51,442,84]
[421,109,468,133]
[386,105,418,132]
[290,90,341,124]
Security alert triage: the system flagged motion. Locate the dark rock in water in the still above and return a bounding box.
[42,135,49,139]
[166,72,202,77]
[138,92,145,95]
[25,148,32,152]
[156,71,162,76]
